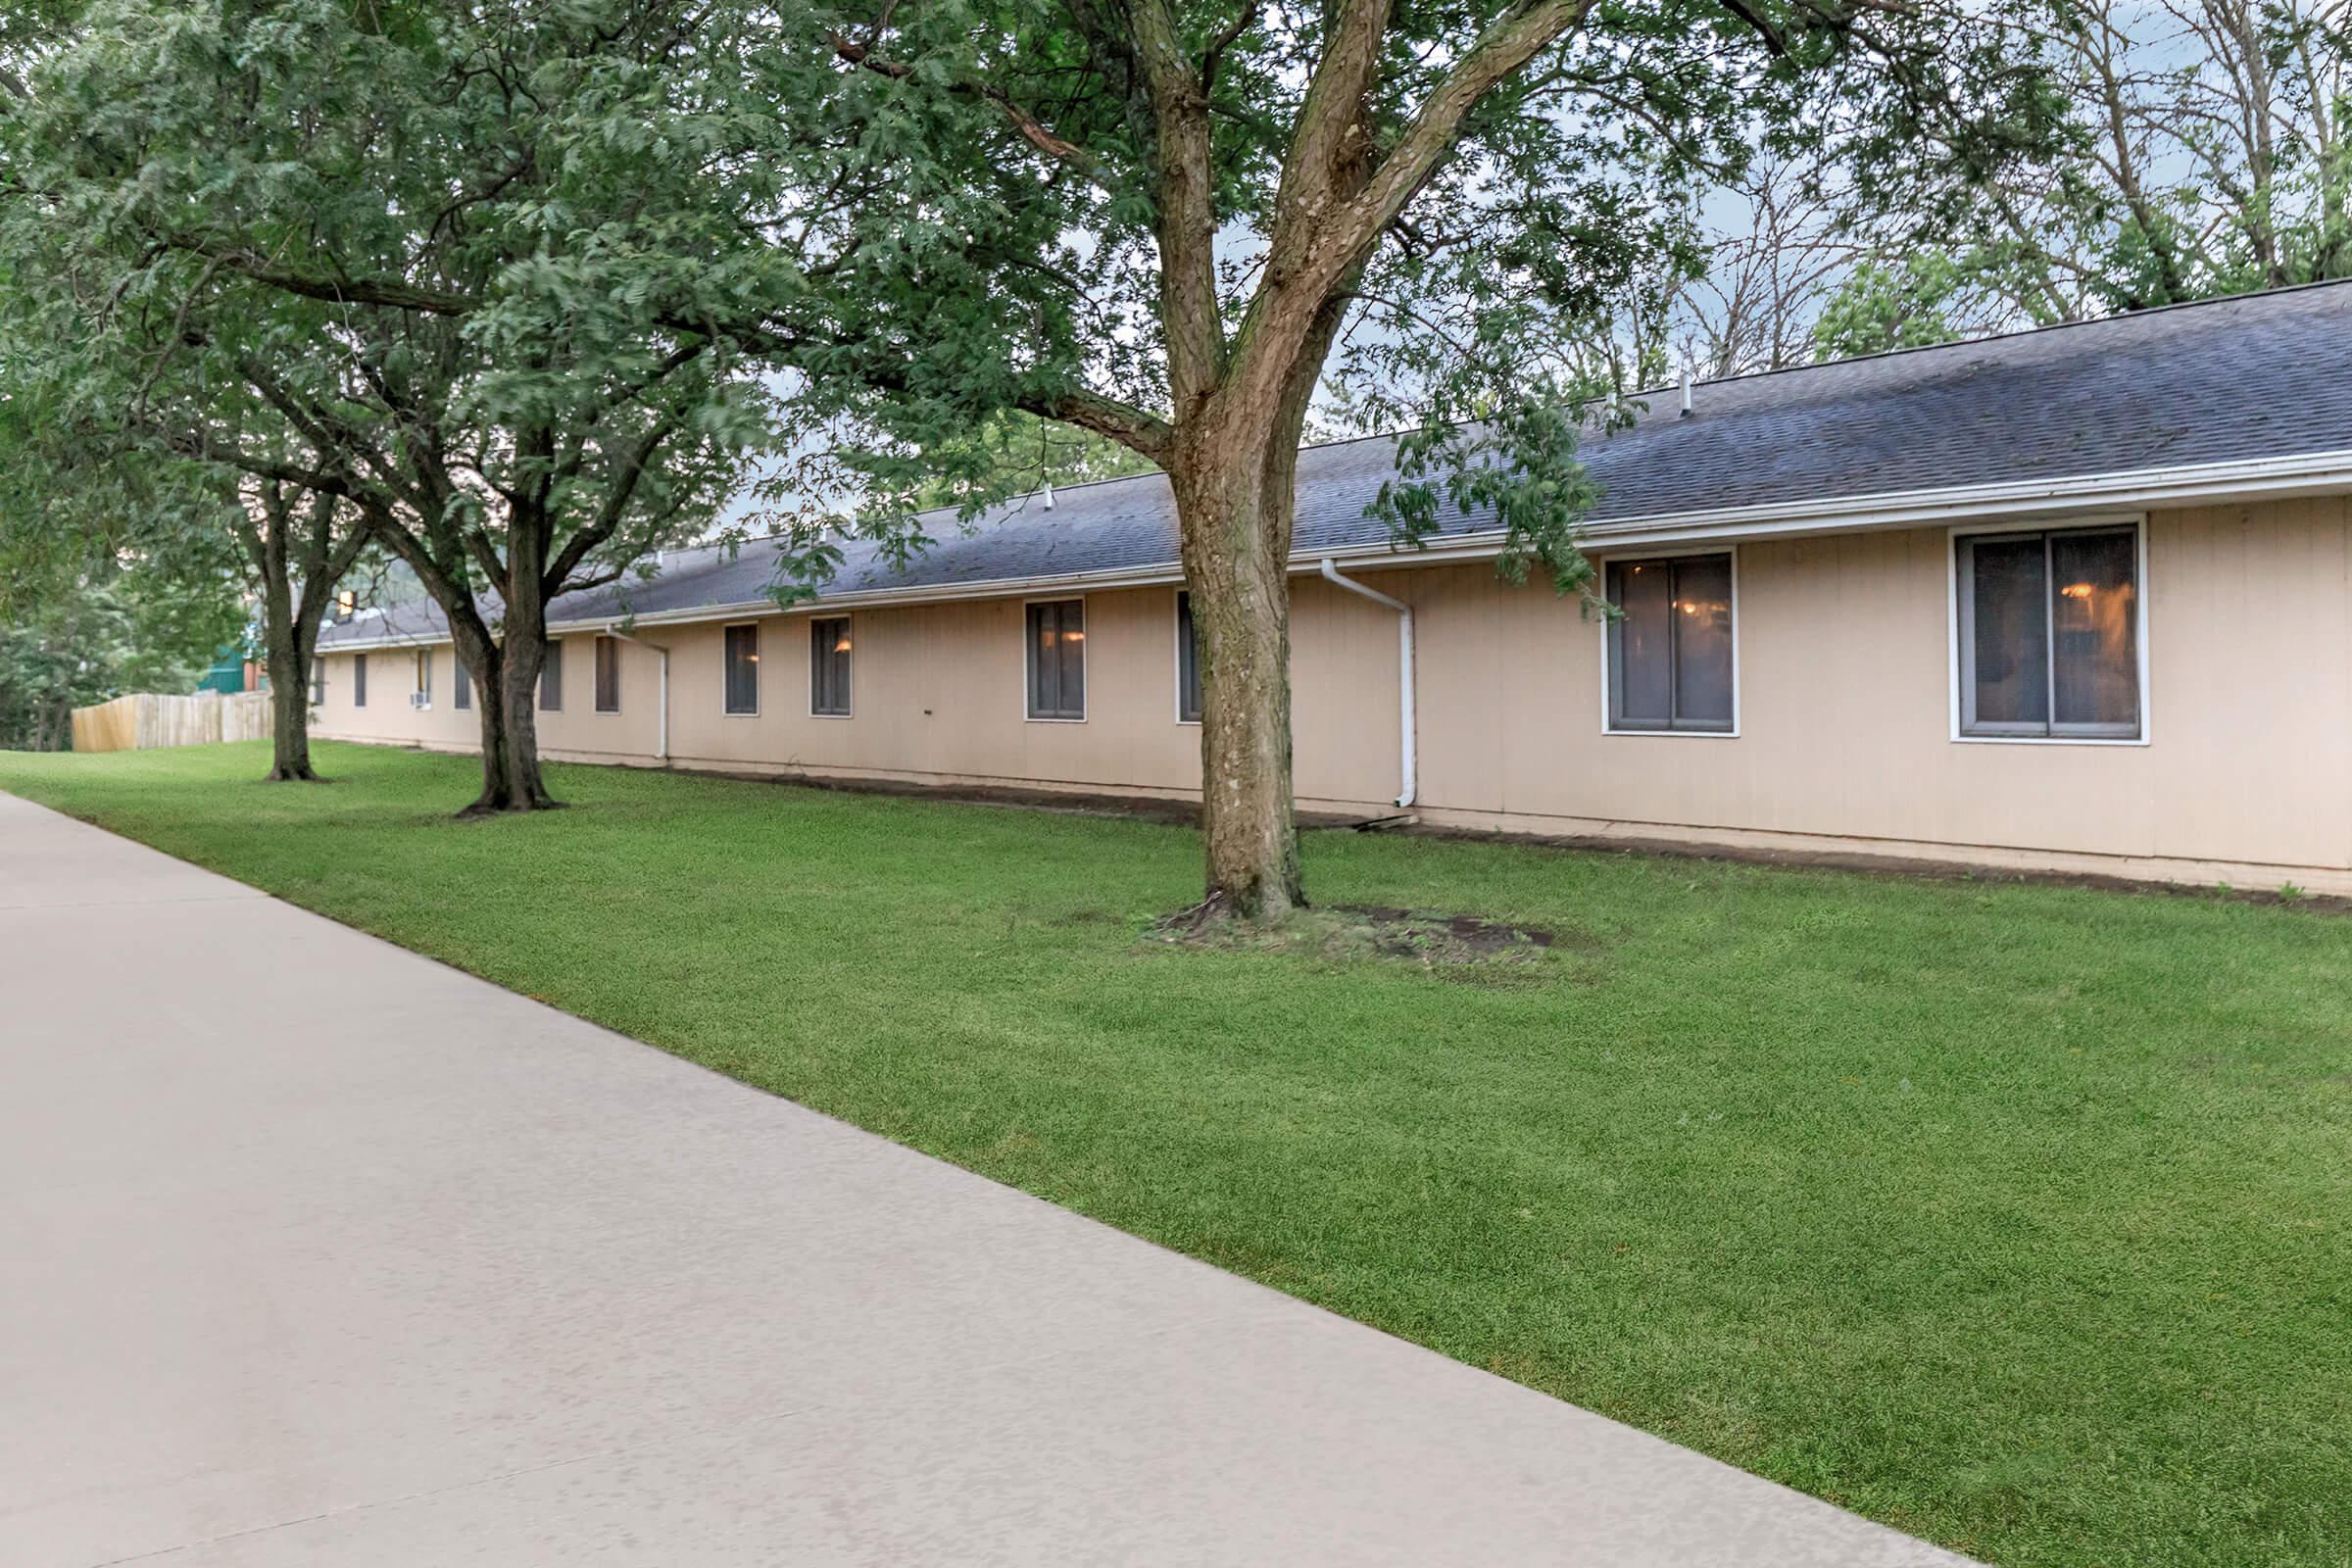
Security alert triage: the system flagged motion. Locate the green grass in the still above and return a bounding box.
[6,741,2348,1567]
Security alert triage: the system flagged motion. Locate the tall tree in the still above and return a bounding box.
[1908,0,2352,320]
[237,480,372,780]
[2,0,784,811]
[721,0,2058,920]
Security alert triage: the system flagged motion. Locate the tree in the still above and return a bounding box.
[0,259,372,778]
[909,411,1160,512]
[1674,157,1863,378]
[237,480,372,780]
[1810,252,1971,359]
[0,285,249,752]
[0,558,243,753]
[713,0,2058,919]
[3,0,784,811]
[1919,0,2352,319]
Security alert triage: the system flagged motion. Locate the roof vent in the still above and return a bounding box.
[1680,368,1692,418]
[1042,480,1055,511]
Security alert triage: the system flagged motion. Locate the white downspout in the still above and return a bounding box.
[1316,559,1416,808]
[603,626,670,762]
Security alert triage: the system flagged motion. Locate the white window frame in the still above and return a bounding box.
[808,614,853,719]
[1947,514,2150,748]
[1173,588,1200,726]
[413,649,432,710]
[1023,596,1088,723]
[721,620,762,717]
[1595,545,1741,739]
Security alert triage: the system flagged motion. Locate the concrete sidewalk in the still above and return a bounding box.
[0,791,1969,1567]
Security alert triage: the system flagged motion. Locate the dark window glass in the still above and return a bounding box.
[454,659,471,710]
[1176,592,1201,723]
[1607,556,1734,732]
[724,624,760,714]
[1960,528,2138,738]
[2050,530,2138,730]
[310,662,325,707]
[594,635,621,713]
[539,640,563,711]
[1026,600,1085,718]
[810,617,852,715]
[1963,535,2048,728]
[352,653,368,709]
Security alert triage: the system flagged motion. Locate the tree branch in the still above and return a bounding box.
[829,32,1111,188]
[166,235,481,316]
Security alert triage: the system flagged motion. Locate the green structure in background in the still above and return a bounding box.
[194,638,264,695]
[193,649,244,694]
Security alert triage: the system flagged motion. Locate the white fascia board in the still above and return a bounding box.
[312,447,2352,651]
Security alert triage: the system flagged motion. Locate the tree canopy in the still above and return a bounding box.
[685,0,2062,914]
[2,0,791,803]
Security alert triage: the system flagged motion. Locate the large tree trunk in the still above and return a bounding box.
[260,577,317,783]
[491,526,558,812]
[254,507,319,781]
[1164,279,1354,922]
[448,621,554,816]
[263,638,315,780]
[1169,419,1309,922]
[496,633,555,811]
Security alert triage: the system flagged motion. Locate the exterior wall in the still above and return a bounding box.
[314,495,2352,891]
[1410,496,2352,888]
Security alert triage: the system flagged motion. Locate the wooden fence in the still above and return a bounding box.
[71,690,274,753]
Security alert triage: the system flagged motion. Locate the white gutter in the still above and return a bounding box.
[601,626,670,761]
[1317,560,1415,808]
[314,447,2352,652]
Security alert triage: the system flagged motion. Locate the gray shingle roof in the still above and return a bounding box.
[320,279,2352,649]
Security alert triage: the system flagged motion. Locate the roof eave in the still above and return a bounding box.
[312,446,2352,652]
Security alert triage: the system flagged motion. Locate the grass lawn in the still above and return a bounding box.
[5,741,2348,1567]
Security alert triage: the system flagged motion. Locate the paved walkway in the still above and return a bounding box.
[0,791,1969,1567]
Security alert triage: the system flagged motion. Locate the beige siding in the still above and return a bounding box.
[315,496,2352,890]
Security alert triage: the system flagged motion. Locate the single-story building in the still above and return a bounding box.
[316,281,2352,894]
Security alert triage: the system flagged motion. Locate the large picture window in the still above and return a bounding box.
[1026,599,1086,719]
[1957,525,2140,740]
[724,624,760,715]
[1605,554,1735,733]
[809,616,852,716]
[1176,591,1201,723]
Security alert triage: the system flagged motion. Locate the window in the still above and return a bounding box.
[454,658,471,710]
[1605,554,1735,733]
[352,653,368,709]
[594,635,621,713]
[539,640,564,710]
[1026,600,1086,720]
[1957,524,2141,740]
[309,662,325,707]
[1176,591,1202,723]
[809,616,852,716]
[415,649,432,709]
[724,623,760,714]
